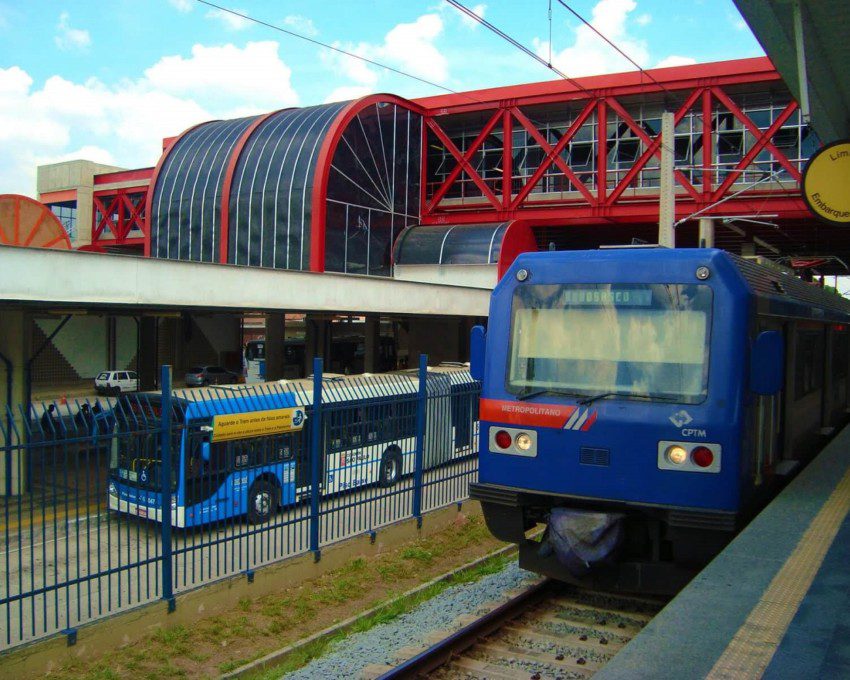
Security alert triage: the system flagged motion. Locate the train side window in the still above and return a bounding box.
[794,329,825,397]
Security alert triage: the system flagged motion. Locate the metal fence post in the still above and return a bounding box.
[160,365,175,612]
[413,353,428,527]
[310,357,323,561]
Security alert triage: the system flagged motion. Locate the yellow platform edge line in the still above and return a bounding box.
[707,467,850,679]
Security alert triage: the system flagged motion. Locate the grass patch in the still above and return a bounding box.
[242,548,515,680]
[36,513,507,680]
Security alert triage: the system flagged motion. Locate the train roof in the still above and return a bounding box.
[508,247,850,323]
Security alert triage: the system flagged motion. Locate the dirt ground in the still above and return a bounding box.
[45,512,508,679]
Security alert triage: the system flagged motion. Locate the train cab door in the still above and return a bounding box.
[753,319,785,484]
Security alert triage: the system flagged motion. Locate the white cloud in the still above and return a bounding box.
[533,0,695,78]
[730,12,748,32]
[324,85,373,104]
[144,42,299,110]
[54,11,91,51]
[319,13,448,101]
[655,55,697,69]
[380,14,447,82]
[168,0,193,12]
[534,0,647,77]
[458,4,487,30]
[0,42,300,197]
[205,7,252,31]
[283,14,318,37]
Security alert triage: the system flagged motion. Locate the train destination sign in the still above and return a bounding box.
[211,407,306,442]
[802,139,850,225]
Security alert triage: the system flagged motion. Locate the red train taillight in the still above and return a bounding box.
[494,430,513,449]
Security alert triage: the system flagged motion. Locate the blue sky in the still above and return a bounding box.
[0,0,763,195]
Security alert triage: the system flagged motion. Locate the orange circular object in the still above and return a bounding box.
[0,194,72,249]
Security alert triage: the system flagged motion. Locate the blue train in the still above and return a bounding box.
[470,247,850,594]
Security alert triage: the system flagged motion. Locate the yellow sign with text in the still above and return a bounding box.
[802,140,850,225]
[211,407,306,443]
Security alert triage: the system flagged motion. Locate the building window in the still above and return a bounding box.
[48,202,77,240]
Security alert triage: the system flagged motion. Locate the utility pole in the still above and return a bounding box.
[659,111,675,247]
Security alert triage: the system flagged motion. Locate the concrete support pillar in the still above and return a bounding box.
[137,316,158,390]
[364,315,380,373]
[304,317,329,376]
[106,315,117,369]
[74,186,95,247]
[698,218,715,248]
[0,310,30,496]
[658,111,676,248]
[407,317,462,366]
[265,313,285,381]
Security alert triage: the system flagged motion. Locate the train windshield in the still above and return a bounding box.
[508,283,712,403]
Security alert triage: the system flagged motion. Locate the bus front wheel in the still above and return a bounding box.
[379,448,403,487]
[248,479,277,524]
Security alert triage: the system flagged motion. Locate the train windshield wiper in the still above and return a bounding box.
[577,392,681,406]
[516,387,580,401]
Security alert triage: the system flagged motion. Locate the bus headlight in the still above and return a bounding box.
[515,432,533,451]
[665,445,688,465]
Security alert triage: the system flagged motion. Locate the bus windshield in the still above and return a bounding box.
[245,341,265,361]
[109,397,181,491]
[508,283,712,404]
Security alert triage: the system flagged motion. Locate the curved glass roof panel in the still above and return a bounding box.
[228,102,346,270]
[324,102,422,277]
[393,222,510,266]
[150,116,259,262]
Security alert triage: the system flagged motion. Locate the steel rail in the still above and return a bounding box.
[377,578,554,679]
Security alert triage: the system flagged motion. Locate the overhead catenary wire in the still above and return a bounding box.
[553,0,676,98]
[443,0,594,97]
[443,0,683,157]
[194,0,484,104]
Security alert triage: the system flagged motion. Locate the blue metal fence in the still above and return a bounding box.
[0,357,479,651]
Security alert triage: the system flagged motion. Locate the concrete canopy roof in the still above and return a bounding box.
[0,245,490,317]
[734,0,850,142]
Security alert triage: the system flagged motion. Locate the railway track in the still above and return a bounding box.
[371,579,666,679]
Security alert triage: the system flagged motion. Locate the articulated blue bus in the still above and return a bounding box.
[108,369,477,527]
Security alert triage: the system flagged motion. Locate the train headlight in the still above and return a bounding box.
[515,432,533,451]
[665,445,688,465]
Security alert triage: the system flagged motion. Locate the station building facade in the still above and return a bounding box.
[36,56,823,276]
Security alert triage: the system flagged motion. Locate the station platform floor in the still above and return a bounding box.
[598,424,850,680]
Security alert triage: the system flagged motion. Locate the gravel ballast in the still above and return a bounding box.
[282,561,537,679]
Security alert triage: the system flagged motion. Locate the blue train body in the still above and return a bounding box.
[470,248,850,593]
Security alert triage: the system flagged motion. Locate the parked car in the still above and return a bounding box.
[184,365,240,387]
[95,370,139,395]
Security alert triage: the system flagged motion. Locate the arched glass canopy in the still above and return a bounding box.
[393,222,510,266]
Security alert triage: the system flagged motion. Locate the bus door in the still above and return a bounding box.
[184,422,232,515]
[424,373,453,468]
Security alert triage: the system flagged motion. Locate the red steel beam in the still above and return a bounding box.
[711,87,802,181]
[509,101,597,207]
[605,97,701,202]
[605,88,703,205]
[424,114,502,211]
[710,101,799,201]
[425,109,503,212]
